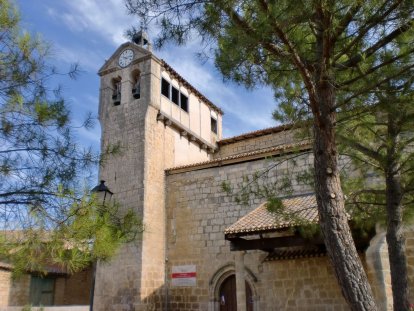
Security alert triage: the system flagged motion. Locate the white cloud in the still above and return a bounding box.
[50,43,105,72]
[59,0,135,47]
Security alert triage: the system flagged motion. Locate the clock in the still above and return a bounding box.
[118,49,134,68]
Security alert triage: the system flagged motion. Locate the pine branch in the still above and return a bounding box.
[336,18,414,70]
[255,0,321,126]
[339,48,414,87]
[331,3,362,44]
[333,0,404,63]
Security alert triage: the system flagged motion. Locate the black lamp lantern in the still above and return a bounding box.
[91,180,113,204]
[89,180,113,311]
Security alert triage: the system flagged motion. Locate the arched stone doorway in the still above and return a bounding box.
[209,263,258,311]
[219,274,253,311]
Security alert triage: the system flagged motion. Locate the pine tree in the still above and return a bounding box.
[0,0,142,274]
[338,67,414,310]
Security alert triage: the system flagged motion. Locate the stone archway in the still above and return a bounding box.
[218,274,253,311]
[209,263,258,311]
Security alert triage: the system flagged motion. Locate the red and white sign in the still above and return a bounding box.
[171,265,196,287]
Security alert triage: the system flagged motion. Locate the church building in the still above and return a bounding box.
[93,33,413,311]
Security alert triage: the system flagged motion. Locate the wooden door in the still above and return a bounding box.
[219,275,253,311]
[29,276,55,306]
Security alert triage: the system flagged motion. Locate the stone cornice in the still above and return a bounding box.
[157,111,217,153]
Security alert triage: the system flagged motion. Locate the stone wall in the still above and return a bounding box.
[0,270,10,306]
[54,269,92,305]
[259,256,348,310]
[165,152,316,310]
[215,128,306,159]
[365,232,392,310]
[406,229,414,304]
[0,269,29,306]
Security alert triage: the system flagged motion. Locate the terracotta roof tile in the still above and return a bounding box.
[166,140,311,173]
[0,261,68,274]
[218,124,294,145]
[224,194,318,235]
[0,262,12,270]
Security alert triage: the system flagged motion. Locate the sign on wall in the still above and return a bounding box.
[171,265,196,287]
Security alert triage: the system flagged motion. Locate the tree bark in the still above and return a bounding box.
[309,6,377,308]
[386,115,409,311]
[313,77,377,310]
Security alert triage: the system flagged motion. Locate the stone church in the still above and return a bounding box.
[93,34,413,311]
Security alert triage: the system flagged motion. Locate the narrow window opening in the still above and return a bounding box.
[180,93,188,112]
[171,86,179,106]
[161,78,170,98]
[112,78,122,106]
[132,70,141,99]
[211,117,218,134]
[161,77,189,113]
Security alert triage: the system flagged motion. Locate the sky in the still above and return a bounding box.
[15,0,279,150]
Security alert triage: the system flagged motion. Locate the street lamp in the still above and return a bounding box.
[91,180,113,204]
[89,180,113,311]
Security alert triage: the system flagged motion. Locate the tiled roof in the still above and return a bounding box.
[224,194,318,235]
[0,261,68,275]
[166,140,311,174]
[218,124,294,145]
[0,262,12,270]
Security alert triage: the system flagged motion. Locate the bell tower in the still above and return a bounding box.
[94,32,223,310]
[94,33,169,310]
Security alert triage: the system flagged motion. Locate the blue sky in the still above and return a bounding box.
[16,0,278,149]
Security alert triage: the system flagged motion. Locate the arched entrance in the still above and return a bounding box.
[219,275,253,311]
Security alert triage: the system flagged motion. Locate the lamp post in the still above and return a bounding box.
[89,180,113,311]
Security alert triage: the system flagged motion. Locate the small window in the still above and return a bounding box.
[161,78,170,98]
[171,86,179,106]
[211,117,217,134]
[180,93,188,112]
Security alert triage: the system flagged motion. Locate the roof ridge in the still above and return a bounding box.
[218,124,294,145]
[224,194,318,235]
[166,140,312,173]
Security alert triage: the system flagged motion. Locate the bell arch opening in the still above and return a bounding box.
[130,69,141,99]
[111,76,122,106]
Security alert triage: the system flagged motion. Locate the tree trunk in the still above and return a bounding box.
[386,116,409,311]
[313,77,377,310]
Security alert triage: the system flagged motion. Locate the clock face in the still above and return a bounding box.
[118,49,134,68]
